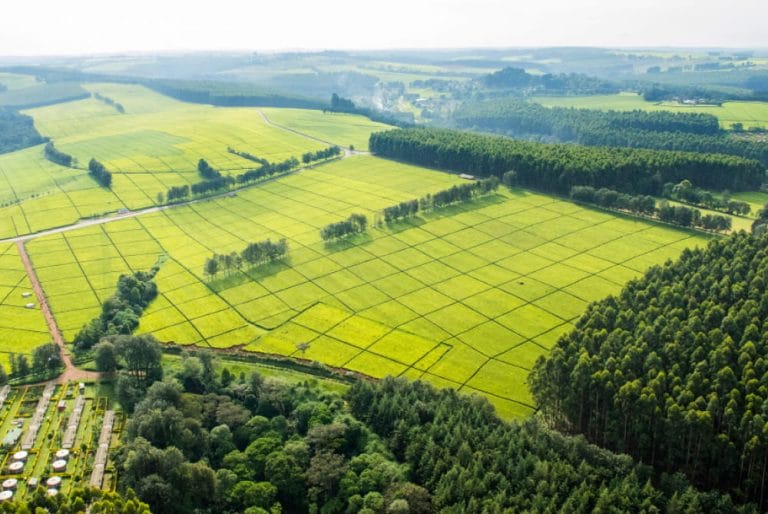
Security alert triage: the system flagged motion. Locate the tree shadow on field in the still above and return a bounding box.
[377,217,426,234]
[207,259,292,292]
[420,193,507,221]
[323,233,373,252]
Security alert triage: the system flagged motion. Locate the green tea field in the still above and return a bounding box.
[534,92,768,130]
[0,243,49,369]
[24,155,709,418]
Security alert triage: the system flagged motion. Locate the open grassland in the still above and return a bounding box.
[0,243,49,369]
[534,92,768,130]
[26,155,709,418]
[259,108,392,151]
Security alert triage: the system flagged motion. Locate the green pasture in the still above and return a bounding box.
[0,243,50,369]
[534,92,768,130]
[0,73,40,91]
[27,155,709,419]
[0,82,86,108]
[259,108,392,151]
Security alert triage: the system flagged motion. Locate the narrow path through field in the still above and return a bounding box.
[256,109,371,157]
[16,240,100,384]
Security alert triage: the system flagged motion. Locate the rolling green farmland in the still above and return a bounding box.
[259,108,392,151]
[534,92,768,130]
[0,145,124,239]
[27,155,709,418]
[0,243,50,369]
[0,81,396,240]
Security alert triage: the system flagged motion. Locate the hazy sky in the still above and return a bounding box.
[1,0,766,56]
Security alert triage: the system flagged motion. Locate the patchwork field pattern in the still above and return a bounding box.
[534,93,768,130]
[0,243,50,369]
[26,156,709,418]
[0,146,124,239]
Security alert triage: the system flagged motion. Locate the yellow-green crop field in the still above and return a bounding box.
[534,92,768,130]
[0,243,49,369]
[25,155,709,418]
[2,78,712,418]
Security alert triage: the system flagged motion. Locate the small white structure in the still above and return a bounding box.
[45,476,61,488]
[46,489,58,497]
[2,479,17,490]
[27,477,38,490]
[0,491,13,501]
[21,292,31,298]
[12,451,27,461]
[8,462,23,474]
[459,173,475,180]
[24,303,34,309]
[51,460,67,472]
[55,449,70,460]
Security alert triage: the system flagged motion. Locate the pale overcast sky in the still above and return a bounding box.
[0,0,766,56]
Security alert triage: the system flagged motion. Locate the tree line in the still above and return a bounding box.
[531,232,768,509]
[663,179,751,215]
[453,99,768,166]
[0,107,45,155]
[165,156,301,204]
[302,145,342,164]
[382,177,500,224]
[204,238,288,280]
[74,268,159,351]
[369,128,764,195]
[320,214,368,241]
[88,158,113,188]
[93,92,125,113]
[482,66,620,95]
[44,141,74,167]
[570,185,733,232]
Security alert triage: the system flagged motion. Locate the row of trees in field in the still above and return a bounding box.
[88,158,112,188]
[92,92,125,113]
[204,238,288,280]
[657,202,733,231]
[43,141,73,167]
[530,232,768,509]
[0,107,45,154]
[227,147,269,166]
[454,99,768,165]
[197,158,221,180]
[320,214,368,241]
[369,128,764,195]
[74,268,159,351]
[302,145,342,164]
[164,156,302,204]
[570,185,733,231]
[663,179,751,215]
[381,177,500,224]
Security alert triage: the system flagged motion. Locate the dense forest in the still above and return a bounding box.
[454,99,768,166]
[0,108,45,154]
[531,232,768,509]
[369,128,764,195]
[112,351,755,514]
